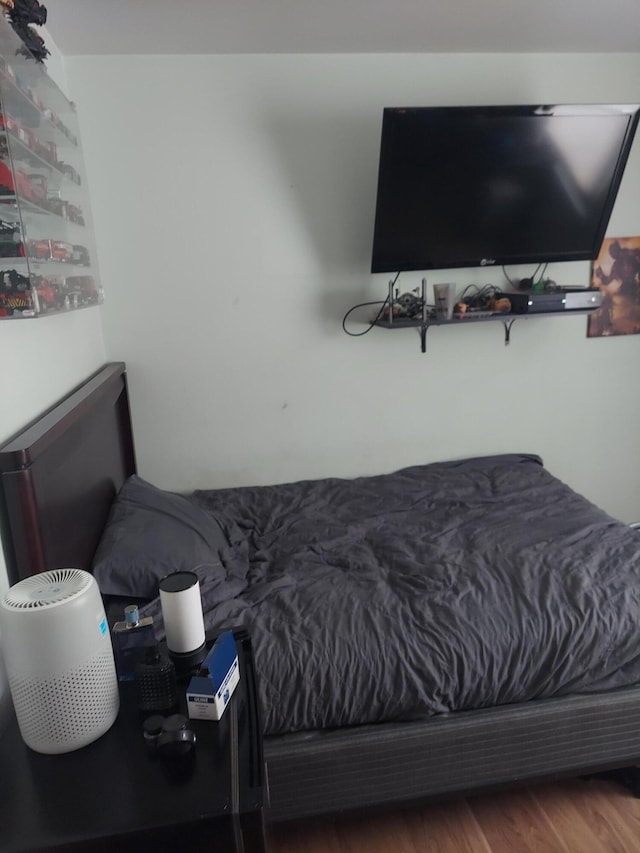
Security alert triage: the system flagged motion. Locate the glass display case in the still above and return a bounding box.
[0,16,102,318]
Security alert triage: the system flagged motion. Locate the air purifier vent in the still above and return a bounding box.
[8,647,120,752]
[4,568,91,609]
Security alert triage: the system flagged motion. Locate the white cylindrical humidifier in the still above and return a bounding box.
[0,569,120,754]
[159,571,206,672]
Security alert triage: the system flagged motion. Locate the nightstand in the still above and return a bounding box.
[0,630,267,852]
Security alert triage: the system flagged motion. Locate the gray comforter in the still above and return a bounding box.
[152,454,640,735]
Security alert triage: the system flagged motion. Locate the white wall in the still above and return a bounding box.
[64,52,640,525]
[0,32,107,714]
[1,49,638,717]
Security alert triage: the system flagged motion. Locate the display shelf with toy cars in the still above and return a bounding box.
[0,12,101,318]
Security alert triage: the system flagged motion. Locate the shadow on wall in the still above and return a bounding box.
[262,108,384,324]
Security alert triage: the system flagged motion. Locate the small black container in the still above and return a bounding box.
[134,645,178,714]
[157,714,197,772]
[142,714,165,756]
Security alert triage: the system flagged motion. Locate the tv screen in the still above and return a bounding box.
[370,104,640,274]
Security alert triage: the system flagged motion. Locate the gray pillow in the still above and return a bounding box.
[92,475,229,599]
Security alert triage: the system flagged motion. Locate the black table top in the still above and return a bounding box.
[0,631,264,852]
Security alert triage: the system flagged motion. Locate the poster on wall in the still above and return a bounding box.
[587,236,640,338]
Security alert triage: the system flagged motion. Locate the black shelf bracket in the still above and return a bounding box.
[503,318,516,345]
[420,316,516,353]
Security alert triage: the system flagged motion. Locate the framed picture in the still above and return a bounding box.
[587,236,640,338]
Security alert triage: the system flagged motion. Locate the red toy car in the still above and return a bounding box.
[31,274,59,311]
[27,238,51,260]
[0,161,15,195]
[49,240,73,262]
[26,173,47,203]
[0,112,20,134]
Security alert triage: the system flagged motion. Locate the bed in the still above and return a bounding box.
[2,361,640,823]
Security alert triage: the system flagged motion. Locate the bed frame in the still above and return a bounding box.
[0,363,135,585]
[2,362,640,822]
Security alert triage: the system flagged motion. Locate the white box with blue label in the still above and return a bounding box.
[186,631,240,720]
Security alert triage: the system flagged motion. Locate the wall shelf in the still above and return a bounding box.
[0,16,101,318]
[375,309,598,354]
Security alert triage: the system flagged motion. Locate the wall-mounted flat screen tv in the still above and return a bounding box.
[370,104,640,274]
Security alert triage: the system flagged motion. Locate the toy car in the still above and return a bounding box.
[15,170,41,203]
[0,112,20,134]
[0,268,33,316]
[26,238,51,260]
[65,203,84,225]
[40,139,56,164]
[0,218,24,257]
[31,274,59,311]
[72,244,90,265]
[45,196,67,217]
[50,240,73,262]
[58,162,81,185]
[0,219,20,234]
[16,124,34,147]
[64,275,98,305]
[0,242,24,258]
[0,165,48,205]
[26,173,47,202]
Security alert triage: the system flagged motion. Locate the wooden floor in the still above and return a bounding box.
[268,776,640,852]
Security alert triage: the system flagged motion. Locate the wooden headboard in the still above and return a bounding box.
[0,362,136,585]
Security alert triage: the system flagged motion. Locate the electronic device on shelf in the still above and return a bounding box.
[563,289,603,310]
[370,104,640,274]
[496,289,602,314]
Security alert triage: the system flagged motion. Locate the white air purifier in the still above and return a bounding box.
[0,568,120,754]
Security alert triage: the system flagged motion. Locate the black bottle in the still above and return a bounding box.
[112,604,155,682]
